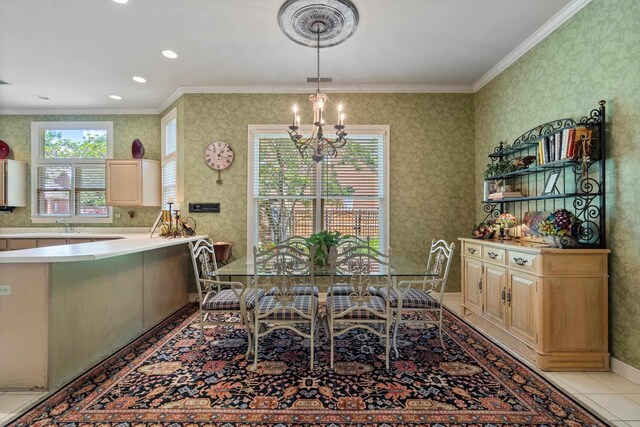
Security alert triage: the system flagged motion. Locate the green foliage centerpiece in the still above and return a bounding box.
[306,230,342,267]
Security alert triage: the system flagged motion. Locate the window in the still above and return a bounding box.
[247,125,389,256]
[31,121,113,223]
[161,108,178,209]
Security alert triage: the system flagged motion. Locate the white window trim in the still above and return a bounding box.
[161,108,180,209]
[246,124,390,259]
[30,121,114,223]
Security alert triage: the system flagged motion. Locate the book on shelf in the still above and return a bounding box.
[488,191,523,200]
[537,127,588,165]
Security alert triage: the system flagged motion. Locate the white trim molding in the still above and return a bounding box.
[0,108,158,115]
[472,0,592,92]
[611,357,640,385]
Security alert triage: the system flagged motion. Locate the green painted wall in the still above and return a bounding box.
[474,0,640,368]
[0,114,162,227]
[0,94,476,291]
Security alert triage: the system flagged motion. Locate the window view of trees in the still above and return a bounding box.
[43,130,108,159]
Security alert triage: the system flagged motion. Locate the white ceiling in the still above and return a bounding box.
[0,0,579,112]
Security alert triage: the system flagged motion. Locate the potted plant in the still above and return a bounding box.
[306,230,342,267]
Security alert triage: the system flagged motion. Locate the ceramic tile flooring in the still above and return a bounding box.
[1,296,639,426]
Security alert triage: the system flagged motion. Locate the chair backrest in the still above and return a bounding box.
[279,235,311,252]
[253,243,314,302]
[334,235,371,256]
[329,245,391,304]
[189,238,219,301]
[424,239,456,294]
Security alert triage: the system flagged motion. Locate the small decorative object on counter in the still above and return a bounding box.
[0,140,10,159]
[471,222,493,239]
[495,213,518,240]
[538,208,583,248]
[131,138,145,159]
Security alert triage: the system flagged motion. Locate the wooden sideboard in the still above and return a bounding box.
[459,238,610,371]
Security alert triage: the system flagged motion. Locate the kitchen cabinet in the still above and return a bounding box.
[106,159,160,207]
[0,159,27,208]
[460,238,609,371]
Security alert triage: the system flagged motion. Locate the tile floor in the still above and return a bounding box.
[1,296,638,426]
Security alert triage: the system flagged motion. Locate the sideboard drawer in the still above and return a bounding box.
[507,250,538,273]
[483,247,506,264]
[464,242,482,258]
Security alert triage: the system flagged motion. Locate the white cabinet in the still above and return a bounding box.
[106,160,161,207]
[0,159,27,208]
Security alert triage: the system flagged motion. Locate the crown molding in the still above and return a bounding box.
[0,108,158,115]
[472,0,592,92]
[178,84,473,95]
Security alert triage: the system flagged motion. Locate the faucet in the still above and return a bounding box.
[56,218,71,234]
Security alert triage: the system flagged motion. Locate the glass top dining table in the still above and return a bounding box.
[215,255,436,277]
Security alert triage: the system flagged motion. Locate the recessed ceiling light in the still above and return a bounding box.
[112,0,128,4]
[162,50,178,59]
[132,76,147,83]
[36,95,50,100]
[110,95,123,100]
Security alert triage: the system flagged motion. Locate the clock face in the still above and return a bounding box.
[204,141,234,170]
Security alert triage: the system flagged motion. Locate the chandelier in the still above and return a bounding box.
[278,0,359,162]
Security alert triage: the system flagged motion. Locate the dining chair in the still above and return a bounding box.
[262,236,319,297]
[326,245,392,371]
[189,239,263,357]
[253,243,319,371]
[380,239,455,357]
[328,237,383,298]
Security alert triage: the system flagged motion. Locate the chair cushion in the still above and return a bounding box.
[326,295,387,320]
[202,288,264,311]
[257,295,318,321]
[266,285,319,297]
[378,287,441,309]
[328,284,381,297]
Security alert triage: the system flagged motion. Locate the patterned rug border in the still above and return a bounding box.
[7,303,610,426]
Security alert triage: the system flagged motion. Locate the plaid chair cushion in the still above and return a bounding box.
[257,295,318,321]
[378,287,441,309]
[266,285,319,297]
[327,295,387,320]
[202,288,264,311]
[328,284,382,297]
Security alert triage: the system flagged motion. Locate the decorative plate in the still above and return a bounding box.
[0,140,10,159]
[132,138,145,159]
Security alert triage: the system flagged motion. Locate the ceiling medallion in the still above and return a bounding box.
[278,0,359,48]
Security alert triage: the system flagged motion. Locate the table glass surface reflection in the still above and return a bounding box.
[215,255,435,277]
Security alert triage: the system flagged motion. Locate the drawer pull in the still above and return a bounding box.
[488,251,499,259]
[478,277,483,292]
[513,257,528,266]
[468,248,477,254]
[501,288,506,302]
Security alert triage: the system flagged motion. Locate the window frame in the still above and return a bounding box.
[247,124,390,258]
[161,108,179,210]
[30,121,114,223]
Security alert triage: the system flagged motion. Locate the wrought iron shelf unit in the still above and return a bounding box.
[483,101,606,248]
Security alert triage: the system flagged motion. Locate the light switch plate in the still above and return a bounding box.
[0,285,11,296]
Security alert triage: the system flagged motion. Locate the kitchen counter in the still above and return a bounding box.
[0,232,206,263]
[0,229,205,391]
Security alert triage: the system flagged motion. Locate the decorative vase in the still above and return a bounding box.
[544,235,563,248]
[132,138,145,159]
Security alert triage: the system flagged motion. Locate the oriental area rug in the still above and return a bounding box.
[9,304,606,427]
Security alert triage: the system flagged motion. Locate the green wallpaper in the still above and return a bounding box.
[0,114,162,227]
[474,0,640,368]
[180,93,475,291]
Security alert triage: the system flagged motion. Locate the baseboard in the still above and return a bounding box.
[611,357,640,385]
[443,292,461,300]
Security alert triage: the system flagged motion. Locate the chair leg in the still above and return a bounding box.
[198,310,205,346]
[310,318,315,371]
[393,310,401,358]
[438,310,446,349]
[330,319,334,370]
[385,320,390,372]
[253,320,259,370]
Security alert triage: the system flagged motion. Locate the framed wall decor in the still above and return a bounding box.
[541,169,561,196]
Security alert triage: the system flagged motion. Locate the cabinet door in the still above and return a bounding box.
[37,239,68,248]
[507,271,538,346]
[8,239,37,250]
[463,258,483,314]
[484,265,506,326]
[106,161,142,206]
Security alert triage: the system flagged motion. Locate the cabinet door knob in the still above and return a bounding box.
[478,277,483,292]
[513,257,528,266]
[501,288,506,302]
[468,248,476,254]
[488,251,499,259]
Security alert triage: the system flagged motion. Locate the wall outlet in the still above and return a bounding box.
[0,285,11,296]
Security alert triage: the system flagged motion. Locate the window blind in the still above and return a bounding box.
[36,165,72,216]
[162,159,177,209]
[75,165,108,216]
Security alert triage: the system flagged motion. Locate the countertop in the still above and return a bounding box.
[0,228,206,263]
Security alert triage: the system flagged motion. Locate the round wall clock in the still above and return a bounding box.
[204,141,234,185]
